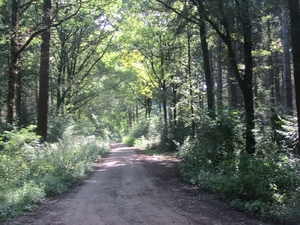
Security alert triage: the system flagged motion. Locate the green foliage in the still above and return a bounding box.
[0,126,41,187]
[123,118,150,146]
[171,120,192,146]
[0,126,109,220]
[154,122,176,151]
[125,116,190,152]
[123,135,137,146]
[272,115,298,151]
[179,111,300,224]
[123,116,168,150]
[47,115,74,143]
[179,111,243,169]
[48,115,110,143]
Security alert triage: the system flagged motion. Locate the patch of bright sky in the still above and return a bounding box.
[94,14,115,31]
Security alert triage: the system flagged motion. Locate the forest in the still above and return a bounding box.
[1,0,300,223]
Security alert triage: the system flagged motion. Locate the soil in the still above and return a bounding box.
[2,143,276,225]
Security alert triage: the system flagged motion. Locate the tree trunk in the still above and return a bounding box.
[162,80,168,124]
[7,0,19,126]
[128,108,132,128]
[288,0,300,153]
[172,85,177,125]
[145,98,152,118]
[228,62,238,108]
[0,88,2,124]
[37,0,51,141]
[136,105,139,123]
[281,5,293,113]
[217,38,223,113]
[274,52,282,105]
[267,20,275,109]
[16,69,22,126]
[168,85,173,127]
[241,0,255,154]
[227,39,255,154]
[199,21,215,117]
[56,32,66,114]
[187,28,195,138]
[206,0,256,153]
[159,45,168,125]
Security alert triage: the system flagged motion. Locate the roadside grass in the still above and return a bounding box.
[0,127,110,221]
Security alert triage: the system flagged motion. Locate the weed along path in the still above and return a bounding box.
[3,143,274,225]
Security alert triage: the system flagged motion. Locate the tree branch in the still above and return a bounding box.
[155,0,200,25]
[16,0,82,56]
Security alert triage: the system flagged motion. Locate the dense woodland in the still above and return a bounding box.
[1,0,300,223]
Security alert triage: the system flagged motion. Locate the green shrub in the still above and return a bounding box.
[123,118,150,146]
[123,135,136,146]
[273,115,298,151]
[39,175,69,196]
[179,111,300,224]
[0,181,45,218]
[123,116,169,150]
[48,115,74,143]
[0,127,109,221]
[179,111,243,170]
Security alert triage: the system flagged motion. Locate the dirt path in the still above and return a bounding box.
[2,143,275,225]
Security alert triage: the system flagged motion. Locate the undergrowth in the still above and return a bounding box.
[0,125,109,220]
[178,112,300,224]
[123,116,181,151]
[123,116,162,149]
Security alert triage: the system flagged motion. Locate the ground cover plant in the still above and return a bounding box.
[123,116,162,149]
[0,125,109,221]
[178,112,300,224]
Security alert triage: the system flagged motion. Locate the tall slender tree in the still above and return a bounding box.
[281,5,293,113]
[155,0,256,153]
[155,0,215,116]
[37,0,51,141]
[187,28,196,138]
[288,0,300,152]
[203,0,256,153]
[7,0,19,126]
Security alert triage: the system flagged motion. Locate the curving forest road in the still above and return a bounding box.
[2,143,274,225]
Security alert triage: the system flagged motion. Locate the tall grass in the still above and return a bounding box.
[0,126,109,220]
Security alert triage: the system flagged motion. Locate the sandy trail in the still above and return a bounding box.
[2,143,274,225]
[54,143,190,225]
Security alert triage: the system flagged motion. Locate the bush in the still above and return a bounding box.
[179,111,300,224]
[48,115,110,143]
[0,126,109,220]
[123,118,150,146]
[123,116,169,150]
[123,135,137,146]
[47,115,74,143]
[179,111,243,170]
